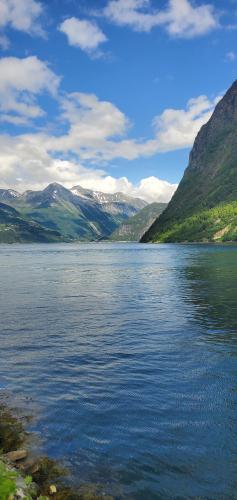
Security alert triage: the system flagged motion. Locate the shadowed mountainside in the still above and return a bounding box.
[0,202,62,243]
[142,81,237,243]
[110,202,167,241]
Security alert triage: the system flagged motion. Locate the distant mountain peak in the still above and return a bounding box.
[0,189,21,200]
[0,182,147,242]
[71,185,147,206]
[43,183,69,194]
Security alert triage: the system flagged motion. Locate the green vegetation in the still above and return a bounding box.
[0,461,17,499]
[0,183,147,242]
[0,401,113,499]
[0,461,37,500]
[142,81,237,243]
[152,201,237,242]
[110,202,167,241]
[0,203,62,243]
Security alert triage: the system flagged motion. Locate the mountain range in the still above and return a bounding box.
[0,183,147,243]
[4,81,237,245]
[142,80,237,243]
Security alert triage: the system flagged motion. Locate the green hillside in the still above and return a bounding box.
[110,203,167,241]
[155,201,237,242]
[142,81,237,243]
[0,202,62,243]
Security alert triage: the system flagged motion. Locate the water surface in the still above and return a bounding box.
[0,243,237,498]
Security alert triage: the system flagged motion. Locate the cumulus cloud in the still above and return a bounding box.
[131,176,177,202]
[0,134,103,191]
[157,0,218,38]
[73,175,177,202]
[59,17,107,55]
[45,91,130,157]
[103,0,218,37]
[42,91,219,161]
[61,92,128,135]
[103,0,160,32]
[0,134,176,202]
[0,0,44,47]
[0,55,219,159]
[152,94,222,152]
[0,56,220,202]
[0,56,60,124]
[0,86,220,163]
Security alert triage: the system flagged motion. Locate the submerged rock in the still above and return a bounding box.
[0,401,114,500]
[5,450,27,462]
[0,404,24,453]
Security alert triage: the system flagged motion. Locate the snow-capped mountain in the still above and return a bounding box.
[71,185,147,217]
[0,183,147,241]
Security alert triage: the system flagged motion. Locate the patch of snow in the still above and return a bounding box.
[89,222,100,234]
[71,188,88,199]
[8,190,20,198]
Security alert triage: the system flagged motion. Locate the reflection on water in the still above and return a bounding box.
[0,243,237,499]
[185,248,237,336]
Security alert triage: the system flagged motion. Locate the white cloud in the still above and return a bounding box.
[103,0,160,32]
[73,175,177,202]
[59,17,107,55]
[42,91,219,161]
[157,0,218,38]
[132,176,177,202]
[0,56,60,123]
[0,133,177,202]
[45,91,130,158]
[0,91,216,202]
[61,92,128,135]
[103,0,218,37]
[226,51,236,61]
[152,94,222,152]
[0,134,103,191]
[0,0,44,47]
[0,57,221,202]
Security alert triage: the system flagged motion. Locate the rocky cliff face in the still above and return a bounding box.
[142,80,237,242]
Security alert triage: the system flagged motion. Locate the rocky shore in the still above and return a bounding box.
[0,401,113,500]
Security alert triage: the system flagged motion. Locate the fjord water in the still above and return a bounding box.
[0,243,237,498]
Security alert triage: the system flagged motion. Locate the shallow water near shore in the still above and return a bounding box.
[0,242,237,499]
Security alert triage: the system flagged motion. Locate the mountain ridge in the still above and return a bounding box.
[0,183,147,242]
[110,202,167,241]
[142,80,237,243]
[0,201,62,243]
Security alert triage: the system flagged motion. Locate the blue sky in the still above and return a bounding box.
[0,0,237,201]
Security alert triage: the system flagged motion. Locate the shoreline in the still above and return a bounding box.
[1,239,237,245]
[0,400,113,500]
